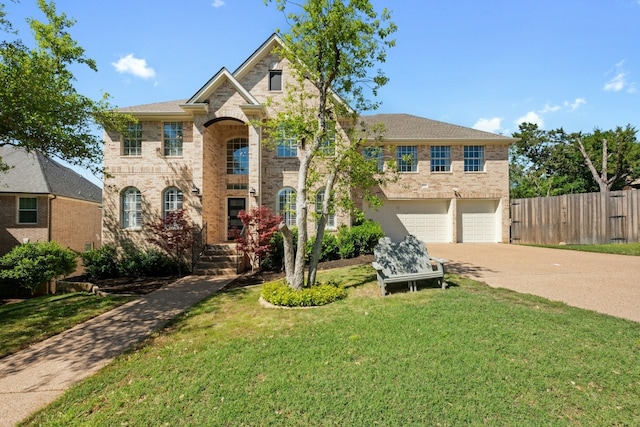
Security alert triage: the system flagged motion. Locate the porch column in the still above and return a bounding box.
[247,120,262,210]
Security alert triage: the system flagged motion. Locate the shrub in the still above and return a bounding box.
[261,280,347,307]
[119,247,185,278]
[306,232,340,263]
[136,248,186,276]
[81,245,185,280]
[262,227,298,271]
[145,209,195,275]
[80,245,120,281]
[337,220,383,259]
[235,206,281,268]
[0,241,77,294]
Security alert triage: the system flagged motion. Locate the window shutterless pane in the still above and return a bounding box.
[397,146,417,172]
[163,122,183,156]
[18,197,37,224]
[430,146,451,172]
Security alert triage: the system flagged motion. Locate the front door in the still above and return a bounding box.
[227,198,246,240]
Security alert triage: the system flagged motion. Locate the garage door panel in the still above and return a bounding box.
[457,200,499,243]
[365,201,450,243]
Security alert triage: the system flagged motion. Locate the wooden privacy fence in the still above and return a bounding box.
[510,190,640,245]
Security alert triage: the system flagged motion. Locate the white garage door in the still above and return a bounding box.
[365,200,450,243]
[457,200,499,243]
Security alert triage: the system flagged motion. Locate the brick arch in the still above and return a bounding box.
[203,116,245,128]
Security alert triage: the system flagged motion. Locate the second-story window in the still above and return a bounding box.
[269,69,282,91]
[430,146,451,172]
[123,123,142,156]
[397,146,418,172]
[227,138,249,174]
[163,122,183,157]
[363,146,384,172]
[276,127,297,157]
[464,145,485,172]
[319,127,336,156]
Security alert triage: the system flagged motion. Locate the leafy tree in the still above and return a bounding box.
[263,0,397,290]
[510,123,639,198]
[0,241,76,294]
[146,209,195,275]
[0,0,130,175]
[235,206,282,270]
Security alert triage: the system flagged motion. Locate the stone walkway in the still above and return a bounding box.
[0,275,234,427]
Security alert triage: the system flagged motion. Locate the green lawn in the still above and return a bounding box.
[0,293,135,359]
[21,264,640,426]
[535,242,640,256]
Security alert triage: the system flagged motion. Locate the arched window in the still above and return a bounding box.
[162,187,183,219]
[277,187,297,227]
[122,187,142,229]
[316,189,336,229]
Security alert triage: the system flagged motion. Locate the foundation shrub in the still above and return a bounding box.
[261,279,347,307]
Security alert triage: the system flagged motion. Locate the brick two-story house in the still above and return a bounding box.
[102,34,515,248]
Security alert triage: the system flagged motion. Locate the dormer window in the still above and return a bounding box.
[269,69,282,91]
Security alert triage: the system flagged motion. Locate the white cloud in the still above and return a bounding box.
[212,0,226,7]
[604,61,630,92]
[473,117,503,133]
[539,103,561,114]
[565,97,586,111]
[604,72,626,92]
[112,54,156,79]
[516,111,544,128]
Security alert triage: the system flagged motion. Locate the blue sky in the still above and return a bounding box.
[4,0,640,183]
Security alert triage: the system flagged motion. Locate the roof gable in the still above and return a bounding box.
[186,67,261,105]
[0,146,101,202]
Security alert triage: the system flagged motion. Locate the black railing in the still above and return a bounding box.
[191,222,208,271]
[237,226,246,274]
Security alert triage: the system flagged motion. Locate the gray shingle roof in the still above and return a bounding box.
[0,146,101,203]
[360,114,515,141]
[118,99,188,114]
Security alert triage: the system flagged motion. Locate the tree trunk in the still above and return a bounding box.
[279,224,295,286]
[307,171,337,286]
[287,153,312,290]
[575,136,611,192]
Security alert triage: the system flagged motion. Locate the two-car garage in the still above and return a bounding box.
[365,198,501,243]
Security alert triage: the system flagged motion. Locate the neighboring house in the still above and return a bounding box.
[0,146,102,256]
[102,34,515,248]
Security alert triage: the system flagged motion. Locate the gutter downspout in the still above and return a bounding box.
[47,194,56,242]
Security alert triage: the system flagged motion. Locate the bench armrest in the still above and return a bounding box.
[371,262,383,271]
[429,257,447,264]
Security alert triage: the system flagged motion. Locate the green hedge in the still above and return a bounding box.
[261,280,347,307]
[80,245,187,281]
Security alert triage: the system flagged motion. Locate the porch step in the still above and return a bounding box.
[192,243,239,276]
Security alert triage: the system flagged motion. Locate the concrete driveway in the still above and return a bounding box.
[428,243,640,323]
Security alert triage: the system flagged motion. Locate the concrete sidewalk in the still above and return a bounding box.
[0,275,234,427]
[429,243,640,323]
